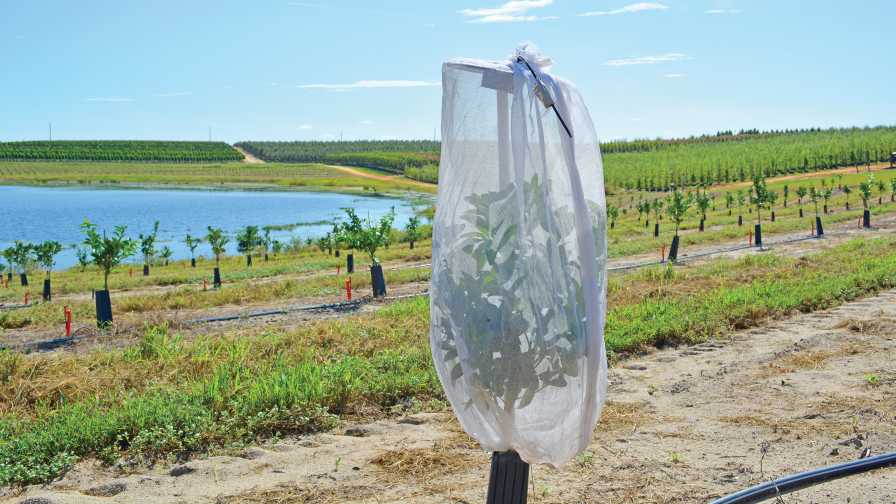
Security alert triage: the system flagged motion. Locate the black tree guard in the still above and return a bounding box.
[486,451,529,504]
[143,264,150,276]
[347,253,354,274]
[668,235,680,262]
[815,216,824,237]
[371,264,387,297]
[191,258,196,268]
[754,224,763,248]
[43,279,51,302]
[213,267,222,288]
[863,209,871,228]
[653,223,659,238]
[95,289,113,327]
[20,273,28,287]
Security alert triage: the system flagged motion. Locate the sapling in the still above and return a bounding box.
[1,247,13,282]
[842,184,852,210]
[206,226,229,288]
[138,221,160,276]
[821,187,833,214]
[665,187,693,262]
[809,187,824,236]
[876,179,886,205]
[236,225,261,267]
[858,176,873,228]
[404,215,422,248]
[767,190,778,222]
[725,192,734,216]
[260,228,273,261]
[890,179,896,203]
[81,221,138,326]
[159,246,173,266]
[736,189,746,226]
[184,233,201,267]
[33,240,63,301]
[695,190,711,231]
[607,205,619,230]
[651,198,664,237]
[338,208,395,297]
[317,232,334,255]
[795,186,808,218]
[10,241,34,286]
[782,185,789,208]
[750,177,770,248]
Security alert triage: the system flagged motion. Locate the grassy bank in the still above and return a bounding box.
[2,237,896,485]
[0,161,430,194]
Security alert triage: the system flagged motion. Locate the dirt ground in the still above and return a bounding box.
[5,286,895,504]
[232,147,265,164]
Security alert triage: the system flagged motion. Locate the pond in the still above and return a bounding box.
[0,185,422,270]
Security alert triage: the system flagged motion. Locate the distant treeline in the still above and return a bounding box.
[0,141,244,162]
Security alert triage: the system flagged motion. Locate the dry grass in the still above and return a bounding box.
[832,316,896,334]
[599,401,655,431]
[370,445,481,484]
[215,483,377,504]
[753,341,870,379]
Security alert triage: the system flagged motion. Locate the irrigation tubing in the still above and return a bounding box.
[709,451,896,504]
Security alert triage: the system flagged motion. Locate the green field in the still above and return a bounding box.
[0,141,243,163]
[0,161,433,194]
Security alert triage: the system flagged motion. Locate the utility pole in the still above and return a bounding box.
[49,122,52,141]
[208,126,212,142]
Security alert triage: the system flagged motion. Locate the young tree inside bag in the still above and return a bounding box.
[430,45,609,479]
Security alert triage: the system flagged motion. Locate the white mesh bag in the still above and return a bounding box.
[430,44,609,466]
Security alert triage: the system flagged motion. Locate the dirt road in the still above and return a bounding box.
[232,147,265,164]
[324,164,437,190]
[7,287,895,503]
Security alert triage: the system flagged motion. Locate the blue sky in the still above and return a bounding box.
[2,1,894,143]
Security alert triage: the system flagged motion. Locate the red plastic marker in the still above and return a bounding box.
[345,277,352,301]
[64,306,72,337]
[337,265,341,276]
[203,279,208,291]
[660,245,665,262]
[748,231,753,247]
[24,291,29,305]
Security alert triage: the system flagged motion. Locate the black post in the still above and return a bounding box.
[754,224,763,248]
[699,219,704,232]
[213,267,222,288]
[143,264,150,276]
[799,208,804,218]
[20,273,28,287]
[409,241,415,250]
[42,279,51,302]
[668,235,680,263]
[347,253,354,274]
[191,257,196,268]
[95,289,113,327]
[738,215,743,226]
[815,216,824,237]
[653,223,659,238]
[771,211,776,222]
[486,451,529,504]
[246,255,252,267]
[863,209,871,228]
[371,264,387,297]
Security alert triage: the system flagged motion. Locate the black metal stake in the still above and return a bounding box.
[486,451,529,504]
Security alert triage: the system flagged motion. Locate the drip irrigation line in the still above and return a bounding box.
[710,451,896,504]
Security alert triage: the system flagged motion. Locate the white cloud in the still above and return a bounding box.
[705,9,741,14]
[664,73,686,78]
[298,80,439,90]
[579,2,668,17]
[602,53,689,66]
[460,0,557,23]
[86,97,134,102]
[153,91,192,98]
[359,119,374,125]
[298,124,313,130]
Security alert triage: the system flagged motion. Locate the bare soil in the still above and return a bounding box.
[232,147,265,164]
[5,288,896,504]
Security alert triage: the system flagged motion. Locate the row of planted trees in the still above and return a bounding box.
[2,209,423,327]
[608,174,887,262]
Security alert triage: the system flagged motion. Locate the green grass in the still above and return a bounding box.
[0,141,242,163]
[3,236,896,485]
[0,161,432,194]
